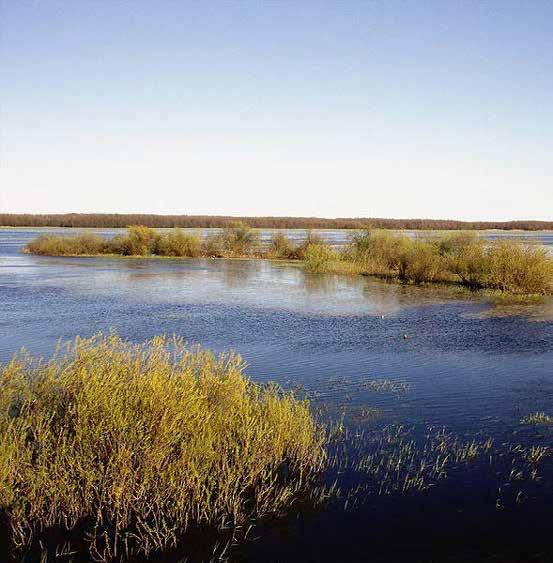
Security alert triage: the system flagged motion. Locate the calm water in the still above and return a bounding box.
[1,229,553,562]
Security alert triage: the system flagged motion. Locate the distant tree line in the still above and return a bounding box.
[1,213,552,231]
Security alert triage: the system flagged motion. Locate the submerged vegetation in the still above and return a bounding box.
[25,225,553,295]
[0,334,326,561]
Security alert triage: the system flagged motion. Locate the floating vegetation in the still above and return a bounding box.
[361,379,411,394]
[520,412,553,426]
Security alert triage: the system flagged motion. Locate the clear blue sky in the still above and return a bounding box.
[2,1,552,220]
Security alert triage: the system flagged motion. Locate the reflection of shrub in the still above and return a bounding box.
[154,230,201,257]
[0,334,326,560]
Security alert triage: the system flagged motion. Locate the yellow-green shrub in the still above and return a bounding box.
[267,232,297,259]
[348,230,411,274]
[0,334,326,560]
[153,230,201,257]
[484,240,553,294]
[397,240,445,283]
[303,243,338,272]
[24,234,106,256]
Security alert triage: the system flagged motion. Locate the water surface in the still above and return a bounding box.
[1,229,552,562]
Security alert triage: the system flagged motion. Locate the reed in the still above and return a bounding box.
[0,334,326,561]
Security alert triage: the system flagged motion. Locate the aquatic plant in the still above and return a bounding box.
[520,412,553,426]
[0,334,326,561]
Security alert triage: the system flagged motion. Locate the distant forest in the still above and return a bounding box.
[1,214,552,231]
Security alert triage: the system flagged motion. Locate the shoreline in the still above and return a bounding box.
[21,249,552,304]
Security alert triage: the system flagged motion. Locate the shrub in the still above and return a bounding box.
[221,222,260,256]
[0,334,326,560]
[439,233,488,288]
[153,230,201,257]
[202,233,226,257]
[485,240,553,295]
[348,230,411,274]
[303,243,338,272]
[397,240,445,284]
[267,232,297,259]
[124,225,157,255]
[24,234,106,256]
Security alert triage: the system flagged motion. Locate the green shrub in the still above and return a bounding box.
[397,240,445,284]
[484,240,553,295]
[124,225,157,255]
[348,230,411,274]
[153,230,201,257]
[303,243,338,272]
[222,222,260,256]
[24,234,106,256]
[202,233,226,257]
[439,233,488,288]
[0,334,326,560]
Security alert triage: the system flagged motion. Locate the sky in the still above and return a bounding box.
[1,1,552,221]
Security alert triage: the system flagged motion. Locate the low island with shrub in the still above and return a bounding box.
[24,224,553,296]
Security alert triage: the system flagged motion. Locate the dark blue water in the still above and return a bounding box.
[1,229,553,562]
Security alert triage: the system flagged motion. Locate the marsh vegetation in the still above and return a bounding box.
[26,225,553,295]
[1,334,552,561]
[0,334,326,561]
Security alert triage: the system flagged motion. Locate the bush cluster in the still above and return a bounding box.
[348,230,553,294]
[24,227,553,295]
[0,334,326,560]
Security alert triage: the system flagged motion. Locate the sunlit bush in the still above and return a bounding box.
[348,230,411,274]
[0,334,326,560]
[485,240,553,294]
[154,230,201,257]
[397,239,445,284]
[267,232,297,259]
[303,243,338,272]
[25,234,106,256]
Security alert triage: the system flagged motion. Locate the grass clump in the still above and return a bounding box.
[0,334,326,561]
[520,412,553,426]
